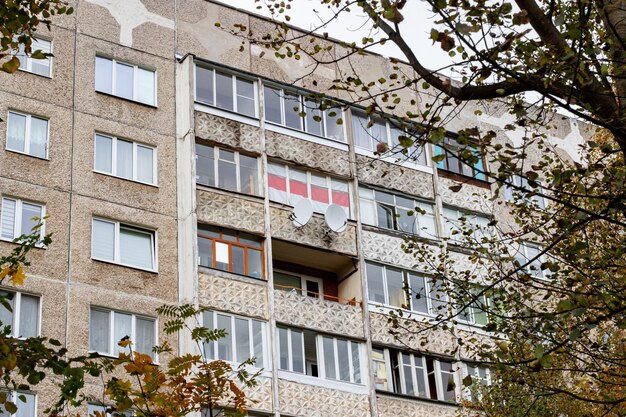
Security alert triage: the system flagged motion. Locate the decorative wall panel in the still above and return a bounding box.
[196,189,265,235]
[356,155,434,199]
[274,289,364,338]
[361,230,438,273]
[245,376,274,412]
[369,312,457,356]
[270,207,357,256]
[195,111,262,153]
[377,394,458,417]
[278,380,370,417]
[198,272,268,319]
[265,131,351,177]
[438,177,493,213]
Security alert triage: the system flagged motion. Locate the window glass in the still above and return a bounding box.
[336,339,350,381]
[14,392,35,417]
[267,163,288,203]
[376,203,395,230]
[408,273,429,314]
[19,38,52,76]
[283,92,302,129]
[0,292,14,333]
[196,66,214,104]
[115,62,134,100]
[352,111,370,150]
[278,327,289,370]
[215,241,229,271]
[322,336,336,380]
[350,341,362,383]
[370,117,387,146]
[236,78,255,117]
[195,143,215,186]
[235,317,250,362]
[217,150,237,191]
[231,246,245,275]
[324,107,344,141]
[0,199,16,240]
[7,112,26,153]
[7,112,49,158]
[119,227,153,270]
[288,169,308,205]
[202,311,214,359]
[196,226,264,279]
[95,134,113,173]
[304,99,322,136]
[217,314,232,361]
[372,348,389,390]
[247,249,263,279]
[20,202,41,238]
[215,72,234,111]
[274,272,301,292]
[137,67,155,106]
[396,207,416,234]
[113,312,132,356]
[264,86,282,124]
[136,145,154,184]
[135,317,155,356]
[29,116,47,158]
[95,56,113,94]
[429,279,448,315]
[386,267,405,307]
[291,329,304,373]
[92,219,155,270]
[92,219,115,261]
[252,320,264,366]
[116,139,133,179]
[239,155,258,195]
[402,353,416,395]
[90,309,110,353]
[366,262,386,304]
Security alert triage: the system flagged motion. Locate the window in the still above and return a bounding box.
[195,66,256,117]
[0,291,40,338]
[352,110,427,165]
[91,218,156,271]
[463,364,490,401]
[263,86,345,142]
[95,56,156,106]
[365,262,447,315]
[94,134,156,185]
[0,391,36,417]
[434,136,485,180]
[89,307,157,360]
[359,187,436,238]
[442,207,491,244]
[197,225,264,279]
[201,310,267,367]
[6,111,49,159]
[274,272,323,298]
[457,287,492,326]
[267,162,350,216]
[0,198,44,242]
[504,174,546,209]
[88,403,134,417]
[195,143,260,196]
[514,242,549,279]
[17,37,52,77]
[277,326,364,384]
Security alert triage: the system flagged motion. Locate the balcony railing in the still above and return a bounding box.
[273,284,362,307]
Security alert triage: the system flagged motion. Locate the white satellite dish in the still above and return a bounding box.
[325,204,347,233]
[290,199,313,227]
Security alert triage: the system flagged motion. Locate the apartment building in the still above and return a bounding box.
[0,1,586,416]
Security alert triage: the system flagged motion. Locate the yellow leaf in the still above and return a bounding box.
[0,267,10,280]
[9,266,26,286]
[118,338,132,348]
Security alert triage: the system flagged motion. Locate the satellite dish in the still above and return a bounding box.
[290,199,313,227]
[325,204,347,233]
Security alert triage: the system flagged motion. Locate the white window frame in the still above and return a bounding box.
[0,391,37,417]
[277,326,305,374]
[195,144,262,196]
[93,133,157,186]
[397,352,429,398]
[194,65,258,118]
[263,84,346,142]
[95,56,157,106]
[504,174,547,209]
[0,290,41,339]
[17,37,52,77]
[0,197,45,243]
[267,162,352,217]
[442,206,491,244]
[201,310,268,368]
[274,270,324,298]
[461,363,491,400]
[5,110,49,159]
[515,242,549,280]
[428,358,459,402]
[317,335,363,384]
[91,218,157,272]
[89,307,158,361]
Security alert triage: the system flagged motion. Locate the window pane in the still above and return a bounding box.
[29,116,48,158]
[372,348,388,390]
[324,107,344,141]
[336,339,350,381]
[371,117,388,146]
[95,56,113,94]
[231,245,245,275]
[217,314,232,361]
[236,78,255,116]
[359,197,376,226]
[247,249,263,279]
[397,207,416,234]
[196,66,214,104]
[116,139,133,179]
[197,235,213,268]
[288,169,308,206]
[408,274,429,314]
[239,155,258,195]
[278,327,289,370]
[136,145,154,184]
[120,227,153,270]
[386,267,405,307]
[202,311,214,359]
[366,262,386,304]
[215,241,229,271]
[137,67,155,105]
[115,62,134,100]
[0,292,14,335]
[377,204,395,230]
[274,272,301,292]
[20,202,41,237]
[95,134,113,173]
[252,320,264,366]
[92,219,115,261]
[215,72,234,111]
[135,317,155,358]
[217,158,237,191]
[113,312,132,356]
[352,111,370,150]
[402,356,415,395]
[429,279,448,315]
[90,309,110,353]
[31,38,51,77]
[304,100,322,136]
[264,86,282,124]
[19,294,39,338]
[284,92,302,129]
[1,199,16,240]
[7,112,26,153]
[235,318,250,362]
[14,393,35,417]
[291,330,304,373]
[322,336,336,379]
[195,143,215,187]
[268,163,288,203]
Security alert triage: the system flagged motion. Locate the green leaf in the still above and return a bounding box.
[533,345,544,359]
[2,56,20,73]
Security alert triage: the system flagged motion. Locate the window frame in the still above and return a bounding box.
[196,225,265,280]
[515,242,550,280]
[263,84,346,142]
[17,37,52,77]
[6,110,50,159]
[504,174,547,209]
[267,161,351,217]
[194,143,262,196]
[91,218,157,272]
[95,56,157,106]
[0,391,37,417]
[434,136,486,181]
[89,307,158,361]
[442,206,491,244]
[194,65,259,118]
[273,270,324,298]
[201,310,267,368]
[317,335,363,384]
[0,197,45,243]
[93,133,158,186]
[358,186,436,238]
[461,363,491,401]
[277,326,305,374]
[0,290,41,339]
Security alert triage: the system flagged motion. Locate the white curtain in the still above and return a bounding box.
[119,227,153,270]
[89,308,110,353]
[91,219,115,261]
[28,117,48,158]
[1,199,16,240]
[135,317,155,358]
[113,312,132,356]
[116,139,133,179]
[7,112,26,153]
[94,134,113,173]
[18,294,39,338]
